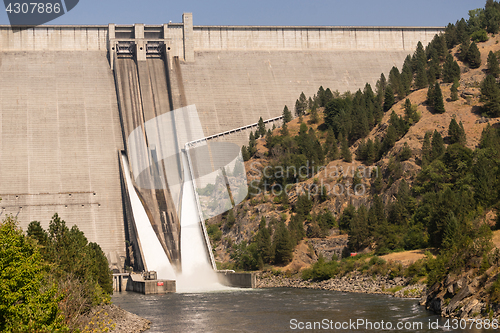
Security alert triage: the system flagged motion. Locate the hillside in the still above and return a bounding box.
[204,5,500,319]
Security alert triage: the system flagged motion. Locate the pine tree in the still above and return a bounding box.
[280,122,289,137]
[383,86,395,111]
[421,131,432,167]
[443,54,461,83]
[403,98,416,122]
[299,92,307,111]
[365,139,376,165]
[295,99,303,117]
[282,105,292,123]
[258,117,266,137]
[310,102,319,124]
[480,74,500,117]
[448,118,467,145]
[248,131,257,156]
[466,42,481,69]
[450,79,460,101]
[272,220,293,265]
[426,84,435,107]
[329,133,339,161]
[241,145,250,161]
[414,41,427,69]
[488,51,500,78]
[458,38,470,62]
[256,217,272,264]
[433,83,445,114]
[431,130,445,161]
[355,139,367,161]
[399,142,412,161]
[340,132,352,162]
[382,124,397,153]
[415,60,428,89]
[389,66,403,98]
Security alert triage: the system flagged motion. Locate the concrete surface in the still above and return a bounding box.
[0,51,125,270]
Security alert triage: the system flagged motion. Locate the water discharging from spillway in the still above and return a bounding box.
[124,105,248,292]
[121,152,177,280]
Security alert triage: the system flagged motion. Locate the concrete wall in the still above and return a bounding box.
[0,26,108,51]
[126,273,175,294]
[192,26,442,52]
[176,49,412,146]
[0,51,125,270]
[217,271,256,288]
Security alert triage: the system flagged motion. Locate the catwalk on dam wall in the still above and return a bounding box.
[0,14,443,272]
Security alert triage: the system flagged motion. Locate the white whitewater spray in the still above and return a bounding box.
[176,152,229,293]
[121,152,176,280]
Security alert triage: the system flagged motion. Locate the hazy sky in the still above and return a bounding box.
[0,0,489,26]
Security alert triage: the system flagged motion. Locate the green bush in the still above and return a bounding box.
[471,29,489,42]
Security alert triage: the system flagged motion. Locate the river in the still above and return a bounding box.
[112,288,493,332]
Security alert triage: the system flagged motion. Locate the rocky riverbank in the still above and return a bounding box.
[255,271,426,299]
[80,304,151,333]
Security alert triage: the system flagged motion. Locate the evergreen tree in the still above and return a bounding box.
[421,131,432,167]
[481,74,500,117]
[383,86,395,111]
[448,118,467,145]
[451,79,460,101]
[295,99,304,117]
[433,83,446,114]
[256,217,272,264]
[382,124,397,153]
[272,220,293,265]
[443,54,461,83]
[466,42,482,69]
[299,92,307,111]
[258,117,266,137]
[282,105,292,123]
[365,139,376,165]
[403,98,418,123]
[431,130,445,161]
[488,51,500,78]
[248,131,257,156]
[415,60,428,89]
[310,102,319,124]
[241,145,250,161]
[399,142,412,161]
[388,66,403,98]
[427,84,435,107]
[348,205,369,251]
[340,132,352,162]
[458,38,470,62]
[324,129,338,161]
[355,139,367,161]
[485,2,500,34]
[280,122,289,137]
[414,41,427,69]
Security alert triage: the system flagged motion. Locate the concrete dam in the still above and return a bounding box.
[0,14,443,276]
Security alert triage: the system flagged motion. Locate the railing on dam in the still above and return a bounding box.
[187,115,284,147]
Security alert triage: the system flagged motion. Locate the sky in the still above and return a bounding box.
[0,0,489,27]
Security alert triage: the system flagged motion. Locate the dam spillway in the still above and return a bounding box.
[0,14,443,275]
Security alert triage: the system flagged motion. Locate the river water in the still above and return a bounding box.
[112,288,493,332]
